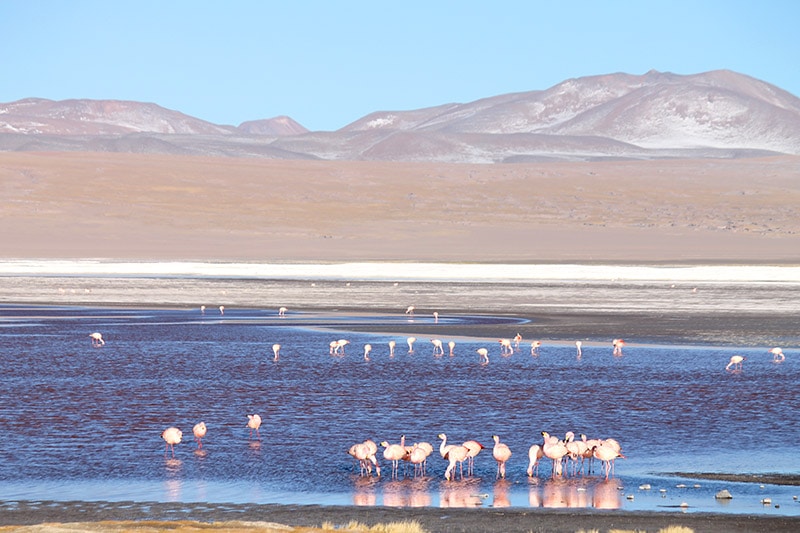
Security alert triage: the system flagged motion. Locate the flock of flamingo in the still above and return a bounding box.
[86,304,789,480]
[347,431,625,482]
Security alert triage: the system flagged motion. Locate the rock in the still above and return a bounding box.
[715,489,733,499]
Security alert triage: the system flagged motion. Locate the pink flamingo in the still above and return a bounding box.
[726,355,745,372]
[272,343,281,361]
[247,414,262,440]
[381,437,408,478]
[530,341,541,356]
[477,348,489,365]
[161,426,182,457]
[527,444,543,477]
[433,311,439,323]
[200,305,206,315]
[492,435,512,479]
[332,339,349,355]
[592,443,626,479]
[364,344,372,361]
[407,337,416,353]
[89,332,105,347]
[388,340,396,356]
[448,341,456,356]
[405,306,415,316]
[462,439,485,475]
[431,339,444,356]
[438,434,468,480]
[278,306,287,317]
[771,347,785,363]
[498,339,514,355]
[575,341,582,358]
[541,431,568,477]
[513,333,523,350]
[349,440,381,477]
[408,444,429,477]
[192,422,207,449]
[219,305,225,315]
[613,339,625,356]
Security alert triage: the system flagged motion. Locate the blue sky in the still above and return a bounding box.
[2,1,798,131]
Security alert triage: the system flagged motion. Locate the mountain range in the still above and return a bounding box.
[2,69,800,163]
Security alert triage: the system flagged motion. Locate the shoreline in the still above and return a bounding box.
[1,499,799,533]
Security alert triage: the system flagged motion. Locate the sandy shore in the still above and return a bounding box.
[1,500,800,532]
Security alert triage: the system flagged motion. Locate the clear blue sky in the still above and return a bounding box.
[2,1,798,131]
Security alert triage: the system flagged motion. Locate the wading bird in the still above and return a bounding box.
[192,422,207,449]
[407,337,416,353]
[161,427,182,457]
[89,332,105,347]
[771,347,785,362]
[431,339,444,356]
[725,355,745,372]
[247,414,262,440]
[613,339,625,356]
[492,435,512,479]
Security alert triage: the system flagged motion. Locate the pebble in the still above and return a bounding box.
[715,489,733,500]
[638,484,651,490]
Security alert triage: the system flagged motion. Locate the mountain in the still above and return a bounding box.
[2,70,799,162]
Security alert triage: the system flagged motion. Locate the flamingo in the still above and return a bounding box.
[438,434,468,480]
[564,431,587,475]
[592,443,626,479]
[219,305,225,315]
[272,343,281,361]
[527,444,543,477]
[408,444,429,477]
[407,337,416,353]
[462,439,484,475]
[278,306,287,317]
[192,422,207,449]
[513,333,523,349]
[89,332,105,347]
[530,341,541,356]
[349,440,381,477]
[161,426,182,457]
[541,431,569,477]
[771,347,785,363]
[448,341,455,356]
[438,433,454,458]
[498,339,514,355]
[329,341,338,354]
[364,344,372,361]
[388,340,396,356]
[477,348,489,365]
[405,306,415,316]
[431,339,444,356]
[381,438,408,478]
[247,414,262,440]
[333,339,350,354]
[726,355,745,372]
[613,339,625,356]
[581,434,601,474]
[575,341,582,358]
[433,311,439,323]
[200,305,206,315]
[492,435,512,479]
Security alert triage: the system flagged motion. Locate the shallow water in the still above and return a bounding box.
[0,304,798,516]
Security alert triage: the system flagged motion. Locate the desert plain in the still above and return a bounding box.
[1,152,798,263]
